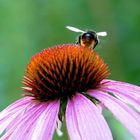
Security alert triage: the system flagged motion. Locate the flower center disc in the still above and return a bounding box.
[23,44,109,101]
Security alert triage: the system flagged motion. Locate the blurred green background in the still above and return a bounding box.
[0,0,140,139]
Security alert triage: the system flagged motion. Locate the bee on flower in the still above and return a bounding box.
[0,26,140,140]
[66,26,107,49]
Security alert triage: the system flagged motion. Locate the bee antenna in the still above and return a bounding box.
[66,26,85,33]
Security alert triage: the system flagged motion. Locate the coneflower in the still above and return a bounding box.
[0,44,140,140]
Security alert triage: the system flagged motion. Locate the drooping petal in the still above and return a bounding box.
[0,97,32,120]
[102,79,140,99]
[0,98,60,140]
[0,97,33,134]
[66,93,113,140]
[101,87,140,113]
[1,103,44,140]
[100,79,140,112]
[30,100,60,140]
[89,90,140,140]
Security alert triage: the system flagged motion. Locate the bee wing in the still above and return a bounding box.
[66,26,85,33]
[97,32,107,36]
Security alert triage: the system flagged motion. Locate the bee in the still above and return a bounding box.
[66,26,107,49]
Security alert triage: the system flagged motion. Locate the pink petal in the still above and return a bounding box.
[90,90,140,140]
[0,97,32,120]
[1,98,60,140]
[29,100,60,140]
[101,87,140,113]
[1,103,47,139]
[66,93,113,140]
[102,79,140,98]
[100,79,140,112]
[0,97,33,134]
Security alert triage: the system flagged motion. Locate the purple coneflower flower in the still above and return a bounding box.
[0,44,140,140]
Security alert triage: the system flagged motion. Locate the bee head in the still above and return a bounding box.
[79,31,98,49]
